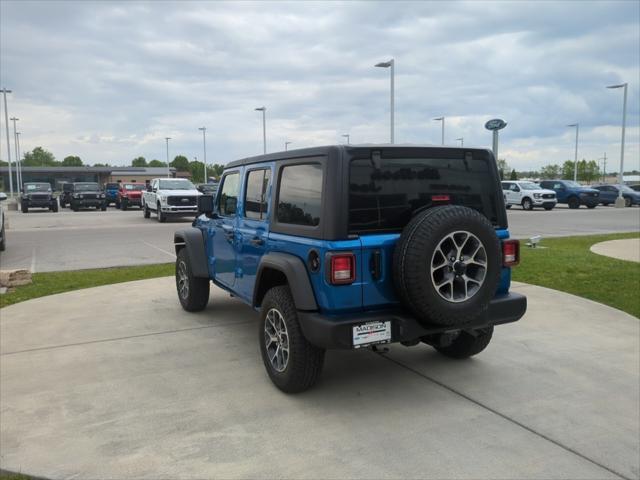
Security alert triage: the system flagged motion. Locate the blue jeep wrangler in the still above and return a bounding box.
[174,145,526,393]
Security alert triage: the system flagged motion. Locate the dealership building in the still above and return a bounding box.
[0,166,179,191]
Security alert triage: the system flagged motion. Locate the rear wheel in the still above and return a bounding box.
[568,196,580,209]
[51,202,58,212]
[21,203,28,213]
[624,197,632,207]
[521,198,533,210]
[176,248,210,312]
[433,326,494,359]
[121,199,128,211]
[71,202,79,212]
[587,204,596,209]
[505,204,511,210]
[259,286,325,393]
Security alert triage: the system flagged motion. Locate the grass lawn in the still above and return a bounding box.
[512,232,640,318]
[0,263,173,309]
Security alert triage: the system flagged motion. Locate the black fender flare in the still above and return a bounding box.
[254,252,318,311]
[174,228,209,278]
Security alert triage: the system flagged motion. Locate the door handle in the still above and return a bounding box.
[250,237,264,246]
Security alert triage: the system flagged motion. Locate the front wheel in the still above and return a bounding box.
[544,206,554,211]
[121,199,128,211]
[175,249,210,312]
[624,197,632,208]
[568,197,580,209]
[434,326,493,359]
[21,204,28,213]
[259,286,325,393]
[587,204,597,209]
[157,205,166,222]
[521,198,533,210]
[143,203,151,218]
[71,203,79,212]
[51,203,58,212]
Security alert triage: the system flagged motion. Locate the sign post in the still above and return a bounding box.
[484,118,507,164]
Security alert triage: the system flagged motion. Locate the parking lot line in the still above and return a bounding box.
[141,241,176,259]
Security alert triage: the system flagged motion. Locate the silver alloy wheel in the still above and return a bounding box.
[264,308,290,373]
[177,260,189,300]
[430,230,487,303]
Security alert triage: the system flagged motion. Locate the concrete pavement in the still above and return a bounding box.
[0,205,639,273]
[591,238,640,263]
[1,279,638,479]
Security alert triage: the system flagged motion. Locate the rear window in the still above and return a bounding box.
[349,155,502,234]
[277,164,322,227]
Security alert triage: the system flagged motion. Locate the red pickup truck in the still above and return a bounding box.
[116,183,146,210]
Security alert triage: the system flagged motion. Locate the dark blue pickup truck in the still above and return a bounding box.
[539,180,600,209]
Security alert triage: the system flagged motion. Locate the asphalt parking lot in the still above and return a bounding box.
[1,204,639,272]
[1,279,638,479]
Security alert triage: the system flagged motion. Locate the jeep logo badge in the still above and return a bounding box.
[485,118,507,131]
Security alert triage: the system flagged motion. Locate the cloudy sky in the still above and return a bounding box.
[1,0,638,171]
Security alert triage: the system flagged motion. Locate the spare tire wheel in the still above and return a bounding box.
[393,205,501,327]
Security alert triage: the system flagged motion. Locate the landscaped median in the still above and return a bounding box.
[0,263,173,309]
[1,232,638,318]
[513,232,640,318]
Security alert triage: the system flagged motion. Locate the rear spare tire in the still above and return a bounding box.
[393,205,501,327]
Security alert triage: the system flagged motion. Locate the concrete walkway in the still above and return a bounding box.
[1,279,638,479]
[591,238,640,263]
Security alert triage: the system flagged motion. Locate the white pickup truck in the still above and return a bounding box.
[142,178,201,222]
[501,180,557,211]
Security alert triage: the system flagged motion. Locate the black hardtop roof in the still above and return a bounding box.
[225,144,493,169]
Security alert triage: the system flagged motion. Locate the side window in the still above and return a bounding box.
[244,169,271,220]
[219,172,240,216]
[510,183,518,191]
[277,164,323,227]
[553,182,562,189]
[502,182,510,190]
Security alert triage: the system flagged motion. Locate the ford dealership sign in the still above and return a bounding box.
[485,118,507,131]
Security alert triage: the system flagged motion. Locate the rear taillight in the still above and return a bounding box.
[329,253,356,285]
[502,239,520,267]
[431,194,450,203]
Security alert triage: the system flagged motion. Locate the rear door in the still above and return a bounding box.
[235,166,272,301]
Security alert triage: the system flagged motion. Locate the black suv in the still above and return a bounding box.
[65,182,107,211]
[21,182,58,213]
[175,145,527,393]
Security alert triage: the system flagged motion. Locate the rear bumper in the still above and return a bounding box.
[298,292,527,350]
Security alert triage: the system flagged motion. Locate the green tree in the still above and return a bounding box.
[132,156,147,167]
[496,158,509,180]
[148,159,167,167]
[61,155,83,167]
[561,160,575,180]
[509,169,518,180]
[540,164,561,179]
[170,155,190,171]
[210,163,224,179]
[23,147,57,167]
[189,161,205,183]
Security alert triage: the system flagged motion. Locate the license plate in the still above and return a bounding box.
[353,321,391,348]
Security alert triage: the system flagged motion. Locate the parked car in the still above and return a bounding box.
[629,184,640,192]
[173,145,527,393]
[142,178,201,222]
[592,184,640,207]
[197,182,219,196]
[58,183,74,208]
[20,182,58,213]
[538,180,600,209]
[104,183,120,206]
[0,192,6,251]
[69,182,107,211]
[116,183,146,210]
[502,181,557,210]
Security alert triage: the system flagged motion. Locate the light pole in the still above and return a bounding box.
[165,137,171,178]
[10,117,19,188]
[1,88,13,197]
[433,117,445,145]
[199,127,207,182]
[16,132,22,186]
[255,107,266,154]
[285,141,292,151]
[599,153,607,183]
[374,59,394,144]
[456,137,464,147]
[607,83,628,208]
[342,134,350,145]
[567,123,579,182]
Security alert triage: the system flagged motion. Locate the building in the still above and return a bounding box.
[0,166,179,191]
